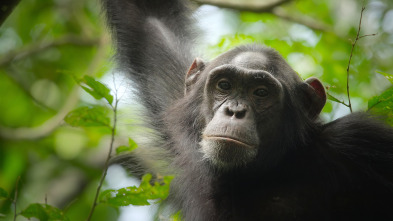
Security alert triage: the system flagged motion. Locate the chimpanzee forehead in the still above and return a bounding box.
[229,50,303,87]
[231,52,269,70]
[207,46,303,87]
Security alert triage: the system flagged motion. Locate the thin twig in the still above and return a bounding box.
[358,33,378,39]
[345,3,378,112]
[334,99,351,108]
[13,177,20,221]
[86,94,119,221]
[346,6,362,113]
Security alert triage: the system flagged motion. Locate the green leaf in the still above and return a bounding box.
[368,87,393,110]
[240,12,263,23]
[0,188,8,199]
[368,87,393,126]
[100,174,174,207]
[171,210,183,221]
[81,76,114,105]
[327,93,342,103]
[207,34,257,58]
[64,106,111,128]
[116,138,138,154]
[20,203,69,221]
[376,71,393,85]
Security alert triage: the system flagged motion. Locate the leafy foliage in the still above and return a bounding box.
[20,203,69,221]
[368,87,393,125]
[0,72,174,220]
[171,210,183,221]
[327,93,342,103]
[116,138,138,154]
[78,75,114,105]
[100,174,174,206]
[377,71,393,85]
[0,188,8,199]
[64,106,111,128]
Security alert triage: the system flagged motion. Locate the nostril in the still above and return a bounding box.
[235,110,246,119]
[224,106,247,119]
[225,108,234,117]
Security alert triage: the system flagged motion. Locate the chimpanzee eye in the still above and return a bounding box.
[217,80,231,91]
[254,88,269,97]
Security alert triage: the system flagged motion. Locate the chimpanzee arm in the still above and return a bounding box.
[101,0,196,119]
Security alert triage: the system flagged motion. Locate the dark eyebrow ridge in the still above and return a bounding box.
[210,64,273,78]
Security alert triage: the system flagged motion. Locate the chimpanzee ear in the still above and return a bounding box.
[302,77,326,119]
[185,57,205,95]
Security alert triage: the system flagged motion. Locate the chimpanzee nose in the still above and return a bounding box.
[225,105,247,119]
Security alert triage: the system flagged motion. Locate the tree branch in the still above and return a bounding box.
[0,35,100,67]
[0,0,21,26]
[2,72,56,112]
[0,33,108,140]
[0,87,80,140]
[192,0,291,12]
[192,0,332,32]
[271,7,332,32]
[84,33,110,76]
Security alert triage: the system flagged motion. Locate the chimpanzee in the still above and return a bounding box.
[101,0,393,220]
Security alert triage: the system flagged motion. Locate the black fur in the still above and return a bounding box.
[102,0,393,220]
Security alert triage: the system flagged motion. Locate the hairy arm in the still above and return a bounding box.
[102,0,197,118]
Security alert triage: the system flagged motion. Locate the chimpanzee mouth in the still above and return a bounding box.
[204,135,255,148]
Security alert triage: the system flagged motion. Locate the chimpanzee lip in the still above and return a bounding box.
[204,135,255,148]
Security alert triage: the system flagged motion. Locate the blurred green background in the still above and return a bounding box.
[1,0,393,220]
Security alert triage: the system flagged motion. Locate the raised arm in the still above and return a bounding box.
[101,0,196,117]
